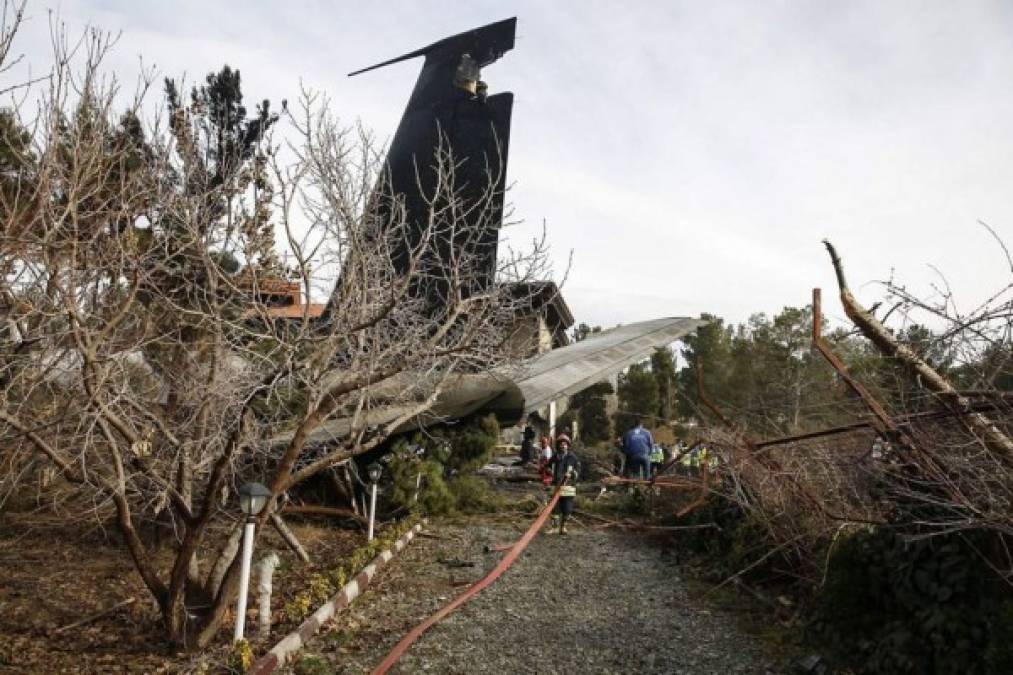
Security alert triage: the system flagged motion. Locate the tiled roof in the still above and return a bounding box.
[260,303,327,319]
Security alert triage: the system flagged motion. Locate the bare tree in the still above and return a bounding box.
[688,235,1013,588]
[0,14,551,647]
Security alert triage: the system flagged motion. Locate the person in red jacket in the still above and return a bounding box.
[537,436,553,486]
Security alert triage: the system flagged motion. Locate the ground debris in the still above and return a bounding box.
[296,517,784,674]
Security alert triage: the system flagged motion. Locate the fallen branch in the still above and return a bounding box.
[482,543,514,553]
[52,597,136,634]
[574,510,719,532]
[269,513,310,563]
[824,239,1013,457]
[417,531,451,541]
[708,534,805,596]
[281,504,367,523]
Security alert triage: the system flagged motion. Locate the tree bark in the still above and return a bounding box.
[205,521,244,600]
[824,240,1013,457]
[269,512,310,563]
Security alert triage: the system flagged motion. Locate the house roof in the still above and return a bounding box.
[260,303,327,319]
[508,281,574,331]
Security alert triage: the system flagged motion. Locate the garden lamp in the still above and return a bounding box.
[234,481,272,642]
[367,463,382,541]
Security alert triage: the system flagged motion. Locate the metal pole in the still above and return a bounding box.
[368,482,378,541]
[413,473,422,504]
[233,518,256,642]
[548,400,557,440]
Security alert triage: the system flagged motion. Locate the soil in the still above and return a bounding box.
[0,464,793,674]
[0,511,363,674]
[283,516,786,674]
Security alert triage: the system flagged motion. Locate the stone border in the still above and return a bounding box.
[249,521,425,675]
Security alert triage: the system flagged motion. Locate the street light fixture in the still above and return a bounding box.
[239,482,272,518]
[367,463,382,541]
[234,481,272,642]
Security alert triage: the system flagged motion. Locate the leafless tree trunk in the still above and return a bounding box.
[0,14,553,648]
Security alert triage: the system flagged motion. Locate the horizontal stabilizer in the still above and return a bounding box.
[349,17,516,77]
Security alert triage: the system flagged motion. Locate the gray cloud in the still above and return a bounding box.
[12,0,1013,329]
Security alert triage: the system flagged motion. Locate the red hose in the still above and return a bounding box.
[370,486,565,674]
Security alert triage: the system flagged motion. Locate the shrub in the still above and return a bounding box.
[812,528,1008,674]
[386,415,500,516]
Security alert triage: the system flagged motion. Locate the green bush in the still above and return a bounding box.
[448,474,501,513]
[386,414,500,516]
[813,528,1009,674]
[293,655,330,675]
[442,413,500,474]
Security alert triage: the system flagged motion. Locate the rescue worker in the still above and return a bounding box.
[548,437,580,535]
[679,442,698,474]
[697,444,711,472]
[612,436,626,476]
[649,442,665,477]
[538,436,554,487]
[518,421,536,465]
[555,431,571,452]
[622,418,654,481]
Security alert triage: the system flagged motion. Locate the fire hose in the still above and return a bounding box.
[370,480,567,674]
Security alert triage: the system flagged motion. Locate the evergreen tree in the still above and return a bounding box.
[677,313,733,420]
[0,110,35,231]
[650,346,678,421]
[572,322,601,342]
[568,380,614,444]
[164,65,281,271]
[615,362,659,432]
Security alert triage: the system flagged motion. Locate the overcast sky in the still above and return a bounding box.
[10,1,1013,330]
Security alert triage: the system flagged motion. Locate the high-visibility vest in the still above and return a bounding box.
[650,446,664,463]
[561,485,577,497]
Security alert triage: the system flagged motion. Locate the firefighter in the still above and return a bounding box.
[548,437,580,535]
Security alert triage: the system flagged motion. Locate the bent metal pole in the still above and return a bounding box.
[234,517,257,642]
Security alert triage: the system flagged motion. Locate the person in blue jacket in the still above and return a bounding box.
[622,418,654,480]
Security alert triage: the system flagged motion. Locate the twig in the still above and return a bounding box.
[707,534,805,596]
[52,597,136,634]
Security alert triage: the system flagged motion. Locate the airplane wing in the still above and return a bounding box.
[512,317,709,412]
[272,317,706,449]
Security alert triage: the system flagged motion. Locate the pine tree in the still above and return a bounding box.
[615,362,659,432]
[568,381,614,443]
[650,346,678,421]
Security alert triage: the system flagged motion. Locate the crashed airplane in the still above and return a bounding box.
[349,16,516,304]
[286,18,706,448]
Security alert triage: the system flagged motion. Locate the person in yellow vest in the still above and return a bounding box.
[649,443,665,477]
[548,437,580,535]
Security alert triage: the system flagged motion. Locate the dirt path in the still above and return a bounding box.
[286,517,782,674]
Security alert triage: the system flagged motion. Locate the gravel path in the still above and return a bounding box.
[287,516,783,674]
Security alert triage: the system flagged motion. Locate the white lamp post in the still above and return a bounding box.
[367,463,382,541]
[234,481,272,642]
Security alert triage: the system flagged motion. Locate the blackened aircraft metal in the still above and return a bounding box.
[270,317,708,450]
[349,17,516,302]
